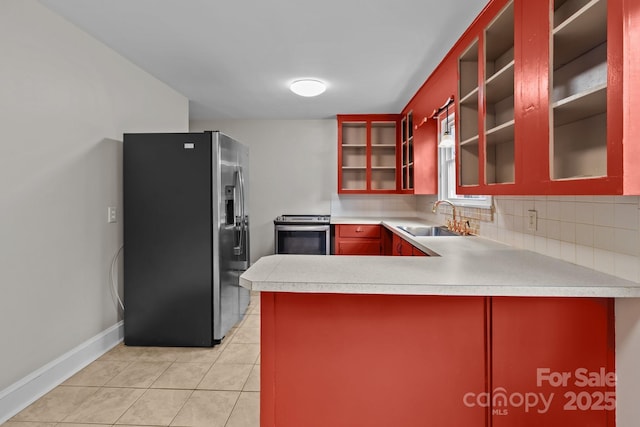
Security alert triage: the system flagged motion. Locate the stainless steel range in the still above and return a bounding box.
[274,215,331,255]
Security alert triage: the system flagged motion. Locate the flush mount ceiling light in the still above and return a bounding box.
[290,79,327,97]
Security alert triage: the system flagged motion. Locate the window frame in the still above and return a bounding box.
[437,111,492,208]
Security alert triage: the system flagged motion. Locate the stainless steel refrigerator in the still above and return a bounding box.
[123,131,250,346]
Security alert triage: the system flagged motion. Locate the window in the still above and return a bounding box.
[438,112,492,208]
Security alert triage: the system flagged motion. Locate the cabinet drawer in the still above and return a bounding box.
[336,240,382,256]
[337,224,381,238]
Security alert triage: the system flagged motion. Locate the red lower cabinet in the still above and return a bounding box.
[412,246,427,256]
[260,293,487,427]
[381,227,393,255]
[491,297,615,426]
[335,226,428,256]
[334,224,382,255]
[392,233,414,256]
[393,233,427,256]
[335,240,381,255]
[260,293,615,427]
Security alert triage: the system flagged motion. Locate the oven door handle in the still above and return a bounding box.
[275,225,330,232]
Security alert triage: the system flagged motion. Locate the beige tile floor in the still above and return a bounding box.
[3,294,261,427]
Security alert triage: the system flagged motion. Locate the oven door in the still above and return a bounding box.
[275,225,330,255]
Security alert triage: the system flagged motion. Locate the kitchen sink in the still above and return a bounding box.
[397,225,461,237]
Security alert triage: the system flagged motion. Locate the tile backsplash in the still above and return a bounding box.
[417,195,640,283]
[331,194,418,217]
[331,193,640,283]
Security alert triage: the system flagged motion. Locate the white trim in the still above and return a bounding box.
[437,111,493,209]
[445,195,494,209]
[0,321,124,424]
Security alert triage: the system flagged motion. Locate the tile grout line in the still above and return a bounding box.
[221,391,243,427]
[108,384,150,427]
[165,388,196,427]
[192,355,220,391]
[111,353,183,427]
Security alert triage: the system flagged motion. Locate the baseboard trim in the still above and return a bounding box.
[0,320,124,424]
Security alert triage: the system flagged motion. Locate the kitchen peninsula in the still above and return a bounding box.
[240,220,640,427]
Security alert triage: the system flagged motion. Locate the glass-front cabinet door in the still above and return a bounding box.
[550,0,608,181]
[338,114,401,194]
[400,112,414,191]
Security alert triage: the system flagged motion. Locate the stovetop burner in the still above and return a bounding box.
[274,214,331,225]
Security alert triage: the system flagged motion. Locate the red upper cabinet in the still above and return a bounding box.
[624,0,640,194]
[540,0,628,194]
[338,114,401,194]
[341,0,640,195]
[457,0,519,194]
[399,111,415,192]
[524,0,627,195]
[410,84,441,195]
[453,0,638,195]
[399,93,440,194]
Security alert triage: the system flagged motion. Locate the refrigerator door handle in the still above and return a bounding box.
[233,167,246,256]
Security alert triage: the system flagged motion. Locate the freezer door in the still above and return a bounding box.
[213,132,250,341]
[124,132,213,346]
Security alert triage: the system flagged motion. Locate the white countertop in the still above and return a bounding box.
[240,217,640,298]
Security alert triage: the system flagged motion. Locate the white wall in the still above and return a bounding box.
[0,0,188,391]
[190,119,336,261]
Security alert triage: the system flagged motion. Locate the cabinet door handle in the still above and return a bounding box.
[356,227,363,232]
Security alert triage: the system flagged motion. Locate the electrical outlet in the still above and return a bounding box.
[527,209,537,231]
[108,206,117,223]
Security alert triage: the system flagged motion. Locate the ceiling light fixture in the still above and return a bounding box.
[431,96,455,148]
[290,79,327,97]
[439,103,455,148]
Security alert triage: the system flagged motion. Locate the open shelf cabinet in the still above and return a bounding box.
[457,0,515,190]
[551,0,608,181]
[340,122,367,191]
[485,0,515,185]
[387,0,639,195]
[338,115,401,193]
[400,112,414,191]
[452,0,629,194]
[458,39,480,187]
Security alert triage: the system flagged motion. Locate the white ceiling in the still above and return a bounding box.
[39,0,488,120]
